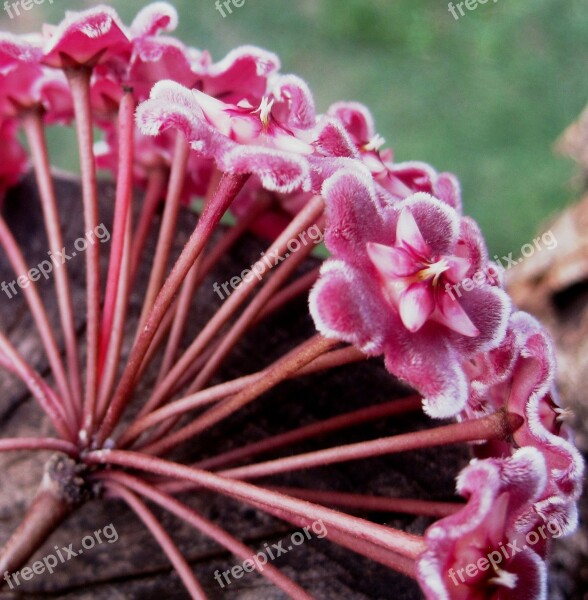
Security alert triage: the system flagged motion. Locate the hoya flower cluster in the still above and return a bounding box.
[0,3,582,599]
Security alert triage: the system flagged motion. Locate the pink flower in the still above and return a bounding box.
[199,45,280,105]
[136,75,316,193]
[0,34,72,123]
[463,312,584,535]
[366,207,478,336]
[309,169,510,417]
[321,101,462,210]
[125,2,202,101]
[418,448,549,600]
[42,5,131,69]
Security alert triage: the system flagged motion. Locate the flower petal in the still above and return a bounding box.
[395,206,430,255]
[366,242,415,278]
[436,289,480,337]
[398,282,434,332]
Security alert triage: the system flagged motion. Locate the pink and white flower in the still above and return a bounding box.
[463,312,585,535]
[309,169,510,417]
[136,75,317,193]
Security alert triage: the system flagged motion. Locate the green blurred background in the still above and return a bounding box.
[2,0,588,256]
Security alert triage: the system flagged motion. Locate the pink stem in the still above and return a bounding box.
[22,110,82,414]
[66,67,101,436]
[137,247,321,449]
[107,481,208,600]
[238,494,418,578]
[99,90,135,371]
[130,167,166,285]
[97,471,313,599]
[188,225,320,394]
[120,343,365,449]
[0,332,73,440]
[194,191,272,282]
[194,395,422,472]
[136,297,179,382]
[155,258,200,386]
[138,194,325,419]
[88,450,426,561]
[155,196,270,386]
[267,487,463,518]
[0,215,75,427]
[96,212,133,419]
[126,335,337,453]
[218,411,524,481]
[97,172,250,446]
[136,134,189,338]
[296,345,367,374]
[0,437,77,454]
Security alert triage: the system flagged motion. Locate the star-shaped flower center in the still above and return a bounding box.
[366,207,479,337]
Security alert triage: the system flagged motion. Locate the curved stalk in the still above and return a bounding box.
[128,335,337,454]
[135,134,189,337]
[99,90,136,371]
[0,216,75,427]
[107,482,208,600]
[194,395,422,472]
[66,67,101,436]
[139,194,325,420]
[130,167,166,285]
[97,172,250,446]
[218,411,524,481]
[88,450,426,561]
[22,110,82,414]
[98,471,313,599]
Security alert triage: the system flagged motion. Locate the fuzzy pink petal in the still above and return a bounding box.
[130,2,178,37]
[309,260,387,355]
[43,6,131,68]
[271,74,316,130]
[418,449,548,600]
[453,285,511,354]
[0,33,42,71]
[129,36,195,99]
[433,172,462,213]
[321,168,386,262]
[220,145,310,194]
[383,331,468,418]
[389,161,437,194]
[398,194,459,256]
[202,45,280,104]
[454,216,489,276]
[313,117,359,158]
[326,101,376,146]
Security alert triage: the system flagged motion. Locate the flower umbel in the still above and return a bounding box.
[0,3,582,600]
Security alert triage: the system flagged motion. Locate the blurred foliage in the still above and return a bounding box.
[2,0,588,255]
